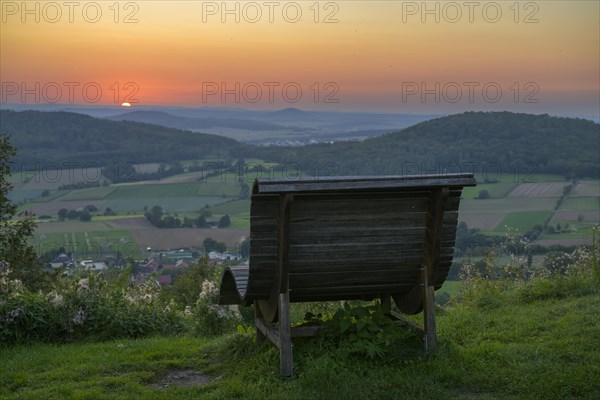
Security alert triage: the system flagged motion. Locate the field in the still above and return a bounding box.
[494,211,553,232]
[8,165,599,252]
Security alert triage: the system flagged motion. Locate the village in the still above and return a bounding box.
[47,247,244,287]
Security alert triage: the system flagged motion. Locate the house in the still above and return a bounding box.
[157,275,172,286]
[50,253,73,269]
[175,259,189,269]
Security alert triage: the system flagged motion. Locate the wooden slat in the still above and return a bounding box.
[253,173,476,194]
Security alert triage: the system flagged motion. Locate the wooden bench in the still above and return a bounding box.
[219,173,476,377]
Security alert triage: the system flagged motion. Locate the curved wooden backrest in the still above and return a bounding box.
[220,174,475,314]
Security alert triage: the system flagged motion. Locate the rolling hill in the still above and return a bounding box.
[254,111,600,178]
[1,110,598,178]
[0,110,244,166]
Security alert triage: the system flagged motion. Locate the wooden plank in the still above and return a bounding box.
[291,283,415,297]
[255,317,280,349]
[290,325,323,338]
[290,274,419,289]
[288,262,423,274]
[253,174,476,194]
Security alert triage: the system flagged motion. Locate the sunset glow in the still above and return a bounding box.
[1,1,598,116]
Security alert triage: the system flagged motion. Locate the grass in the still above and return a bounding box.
[108,183,204,199]
[31,230,138,258]
[462,181,517,199]
[2,291,598,399]
[209,200,250,215]
[562,197,600,211]
[104,197,227,213]
[438,280,461,298]
[495,210,554,232]
[197,182,241,197]
[56,186,117,201]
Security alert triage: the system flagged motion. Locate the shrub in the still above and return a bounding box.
[0,268,189,346]
[192,279,240,336]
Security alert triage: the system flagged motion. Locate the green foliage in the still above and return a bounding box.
[295,302,421,361]
[477,189,490,199]
[164,258,211,307]
[0,270,189,345]
[217,214,231,228]
[1,110,242,167]
[0,134,46,291]
[191,279,240,337]
[459,228,600,309]
[254,112,600,178]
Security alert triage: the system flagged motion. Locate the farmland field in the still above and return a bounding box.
[462,181,517,199]
[460,197,558,212]
[15,167,106,190]
[494,211,553,232]
[32,229,139,259]
[210,200,251,215]
[561,197,600,211]
[458,212,508,230]
[107,183,203,198]
[20,200,107,216]
[571,180,600,197]
[104,196,225,213]
[507,182,569,197]
[9,167,597,251]
[56,186,116,201]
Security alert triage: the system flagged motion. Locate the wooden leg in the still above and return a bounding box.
[254,301,266,342]
[380,294,391,313]
[422,285,437,352]
[279,292,293,377]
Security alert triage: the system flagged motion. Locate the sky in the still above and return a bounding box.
[1,1,599,117]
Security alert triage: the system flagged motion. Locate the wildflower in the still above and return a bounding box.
[184,306,192,316]
[71,307,86,325]
[50,293,64,307]
[78,278,89,291]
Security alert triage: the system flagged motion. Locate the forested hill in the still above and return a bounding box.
[254,112,600,178]
[0,110,243,166]
[1,110,598,178]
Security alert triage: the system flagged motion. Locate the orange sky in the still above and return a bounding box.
[1,1,598,116]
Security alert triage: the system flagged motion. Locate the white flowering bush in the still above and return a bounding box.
[459,225,600,308]
[0,268,189,345]
[192,279,240,336]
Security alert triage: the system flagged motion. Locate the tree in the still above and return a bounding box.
[195,215,208,228]
[0,134,42,289]
[218,214,231,228]
[477,190,491,199]
[67,209,80,220]
[58,208,68,221]
[238,183,250,199]
[240,238,250,258]
[79,210,92,222]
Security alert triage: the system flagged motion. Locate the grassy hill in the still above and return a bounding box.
[1,288,598,399]
[0,110,244,166]
[255,111,600,178]
[2,110,598,179]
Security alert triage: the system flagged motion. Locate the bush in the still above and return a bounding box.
[0,269,189,345]
[191,279,240,336]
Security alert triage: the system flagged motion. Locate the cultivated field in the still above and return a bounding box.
[9,165,598,251]
[507,182,569,197]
